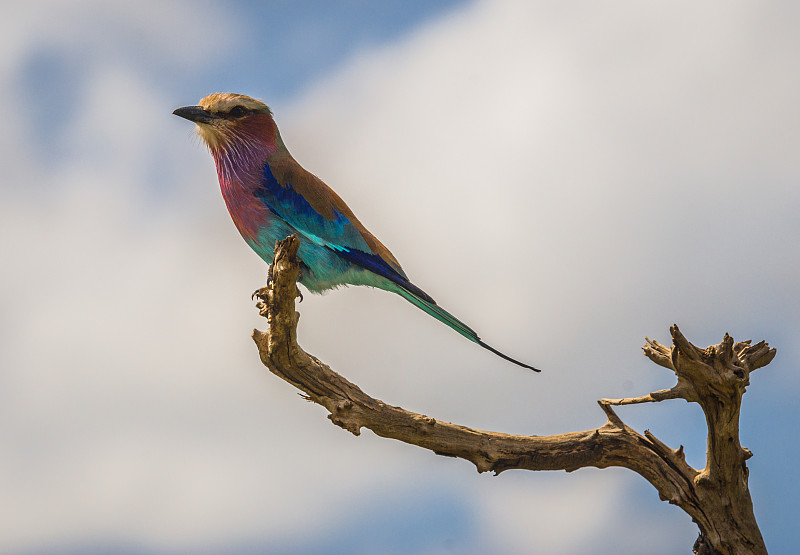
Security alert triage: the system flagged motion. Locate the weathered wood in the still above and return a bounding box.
[252,235,773,554]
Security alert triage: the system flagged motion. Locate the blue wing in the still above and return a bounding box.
[255,157,432,297]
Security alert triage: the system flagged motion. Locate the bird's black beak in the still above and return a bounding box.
[173,105,218,124]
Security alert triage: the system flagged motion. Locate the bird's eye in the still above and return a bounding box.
[228,106,248,118]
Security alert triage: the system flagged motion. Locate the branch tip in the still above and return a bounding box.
[597,400,625,429]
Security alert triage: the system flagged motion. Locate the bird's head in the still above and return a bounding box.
[173,93,280,153]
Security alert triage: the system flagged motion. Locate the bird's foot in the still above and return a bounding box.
[251,286,271,302]
[251,263,303,309]
[266,263,275,290]
[296,266,304,303]
[252,286,270,317]
[251,264,276,300]
[251,264,275,317]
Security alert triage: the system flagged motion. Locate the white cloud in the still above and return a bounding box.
[476,470,688,555]
[0,0,797,552]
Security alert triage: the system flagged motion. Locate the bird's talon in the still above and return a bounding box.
[252,286,270,302]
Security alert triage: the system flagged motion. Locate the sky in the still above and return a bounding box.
[1,0,798,553]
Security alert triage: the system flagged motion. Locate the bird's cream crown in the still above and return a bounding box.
[198,92,271,115]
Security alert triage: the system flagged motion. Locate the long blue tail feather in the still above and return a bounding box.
[323,242,540,371]
[395,287,540,372]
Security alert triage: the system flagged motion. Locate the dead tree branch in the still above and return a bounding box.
[251,236,774,555]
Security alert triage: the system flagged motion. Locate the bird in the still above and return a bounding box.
[174,93,539,371]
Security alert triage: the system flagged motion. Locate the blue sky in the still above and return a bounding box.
[2,1,798,553]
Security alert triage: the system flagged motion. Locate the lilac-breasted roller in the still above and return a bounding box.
[174,93,538,371]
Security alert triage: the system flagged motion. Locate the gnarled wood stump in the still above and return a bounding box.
[252,236,774,554]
